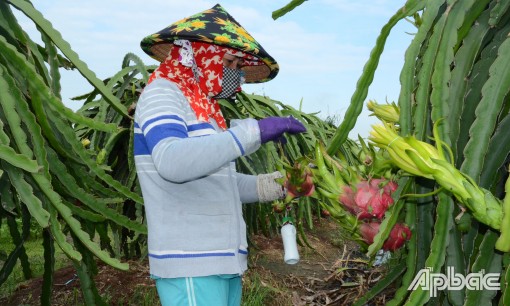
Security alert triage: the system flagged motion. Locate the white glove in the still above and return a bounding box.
[257,171,286,203]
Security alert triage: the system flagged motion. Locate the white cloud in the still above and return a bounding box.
[319,0,400,17]
[10,0,412,138]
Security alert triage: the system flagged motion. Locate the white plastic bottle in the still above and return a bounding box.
[281,217,299,265]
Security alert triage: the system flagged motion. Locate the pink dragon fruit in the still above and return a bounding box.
[339,184,373,219]
[359,222,412,251]
[285,164,315,200]
[339,178,397,220]
[383,223,413,251]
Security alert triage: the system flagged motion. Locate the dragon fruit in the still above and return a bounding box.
[339,178,397,219]
[360,222,412,251]
[272,201,286,213]
[284,163,315,200]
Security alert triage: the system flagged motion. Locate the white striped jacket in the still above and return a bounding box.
[134,78,262,278]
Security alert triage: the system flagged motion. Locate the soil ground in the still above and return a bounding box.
[1,217,396,305]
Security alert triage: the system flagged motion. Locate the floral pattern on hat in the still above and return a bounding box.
[140,3,278,83]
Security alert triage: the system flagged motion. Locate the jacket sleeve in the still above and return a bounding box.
[235,172,259,203]
[135,79,261,183]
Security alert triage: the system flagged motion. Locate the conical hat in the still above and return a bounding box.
[140,4,279,83]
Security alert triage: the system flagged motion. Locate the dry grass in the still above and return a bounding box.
[1,217,397,305]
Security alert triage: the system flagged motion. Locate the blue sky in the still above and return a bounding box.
[14,0,415,138]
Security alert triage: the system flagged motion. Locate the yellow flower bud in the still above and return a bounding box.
[81,138,91,147]
[367,100,400,123]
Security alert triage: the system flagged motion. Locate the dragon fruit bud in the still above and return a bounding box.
[272,201,286,213]
[321,209,331,217]
[363,153,373,166]
[285,167,315,199]
[360,222,412,251]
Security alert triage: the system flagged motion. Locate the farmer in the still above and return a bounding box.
[134,4,306,305]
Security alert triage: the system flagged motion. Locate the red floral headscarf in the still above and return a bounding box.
[147,40,250,130]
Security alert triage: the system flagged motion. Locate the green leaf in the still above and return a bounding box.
[480,112,510,188]
[430,0,478,152]
[489,0,510,26]
[46,202,82,261]
[7,0,129,117]
[0,144,41,173]
[462,34,510,181]
[122,52,149,83]
[399,0,445,137]
[46,147,146,233]
[71,234,109,306]
[413,0,448,141]
[445,215,465,305]
[44,106,142,204]
[0,36,118,133]
[449,3,492,161]
[1,161,50,227]
[0,1,27,49]
[64,199,106,223]
[272,0,307,20]
[465,231,502,305]
[499,255,510,305]
[0,63,49,171]
[72,259,107,306]
[48,180,128,270]
[40,31,61,99]
[405,192,453,305]
[456,23,509,164]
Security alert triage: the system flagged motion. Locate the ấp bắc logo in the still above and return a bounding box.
[408,267,500,297]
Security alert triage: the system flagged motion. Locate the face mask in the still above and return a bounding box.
[214,66,244,99]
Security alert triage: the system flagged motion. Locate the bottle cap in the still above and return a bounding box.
[282,216,293,225]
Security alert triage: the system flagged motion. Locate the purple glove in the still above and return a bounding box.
[258,116,306,144]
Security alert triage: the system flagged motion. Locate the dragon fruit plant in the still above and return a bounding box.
[315,1,510,303]
[311,140,411,253]
[270,140,411,254]
[367,100,510,253]
[369,115,506,247]
[271,156,316,215]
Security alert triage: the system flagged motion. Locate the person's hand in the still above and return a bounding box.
[258,116,306,144]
